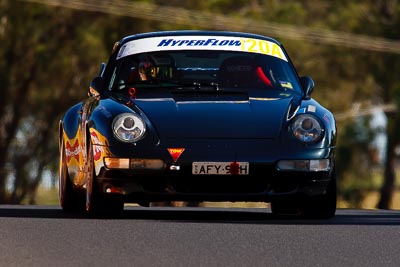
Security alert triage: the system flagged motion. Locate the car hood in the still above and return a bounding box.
[133,96,296,139]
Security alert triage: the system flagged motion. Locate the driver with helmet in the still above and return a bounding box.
[129,54,174,82]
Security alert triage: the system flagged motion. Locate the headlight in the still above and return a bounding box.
[291,114,323,143]
[112,113,146,142]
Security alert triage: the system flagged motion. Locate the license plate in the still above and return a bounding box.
[192,162,249,175]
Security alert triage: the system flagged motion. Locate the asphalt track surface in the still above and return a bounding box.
[1,205,400,267]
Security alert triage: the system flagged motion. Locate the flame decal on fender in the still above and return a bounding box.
[65,139,80,163]
[90,129,113,175]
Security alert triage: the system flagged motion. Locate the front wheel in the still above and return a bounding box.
[59,139,84,212]
[271,173,337,219]
[85,141,124,216]
[301,176,337,219]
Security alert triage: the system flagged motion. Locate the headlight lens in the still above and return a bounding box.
[112,113,146,142]
[291,115,323,143]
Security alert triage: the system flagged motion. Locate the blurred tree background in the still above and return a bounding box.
[0,0,400,208]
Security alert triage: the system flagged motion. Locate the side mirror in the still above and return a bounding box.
[88,76,105,98]
[300,76,315,97]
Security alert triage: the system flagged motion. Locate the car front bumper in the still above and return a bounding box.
[95,160,333,203]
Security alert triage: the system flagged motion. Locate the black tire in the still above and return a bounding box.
[271,172,337,219]
[85,141,124,216]
[59,140,85,212]
[301,176,337,219]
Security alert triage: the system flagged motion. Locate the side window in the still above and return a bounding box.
[265,56,301,92]
[110,57,140,89]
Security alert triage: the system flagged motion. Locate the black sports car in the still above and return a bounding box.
[59,31,337,218]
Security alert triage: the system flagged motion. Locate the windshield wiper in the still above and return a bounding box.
[170,81,220,91]
[111,80,167,90]
[111,80,224,92]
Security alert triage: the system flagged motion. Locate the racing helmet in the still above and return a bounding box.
[136,53,175,81]
[137,54,154,81]
[148,53,175,80]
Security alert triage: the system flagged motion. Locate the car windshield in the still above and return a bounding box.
[109,50,302,93]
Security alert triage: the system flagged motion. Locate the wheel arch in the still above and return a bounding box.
[58,120,64,148]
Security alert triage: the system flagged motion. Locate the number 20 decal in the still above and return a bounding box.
[241,38,287,61]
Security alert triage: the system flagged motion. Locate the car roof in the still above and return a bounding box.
[118,30,282,47]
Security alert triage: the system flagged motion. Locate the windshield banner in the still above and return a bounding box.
[117,36,288,62]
